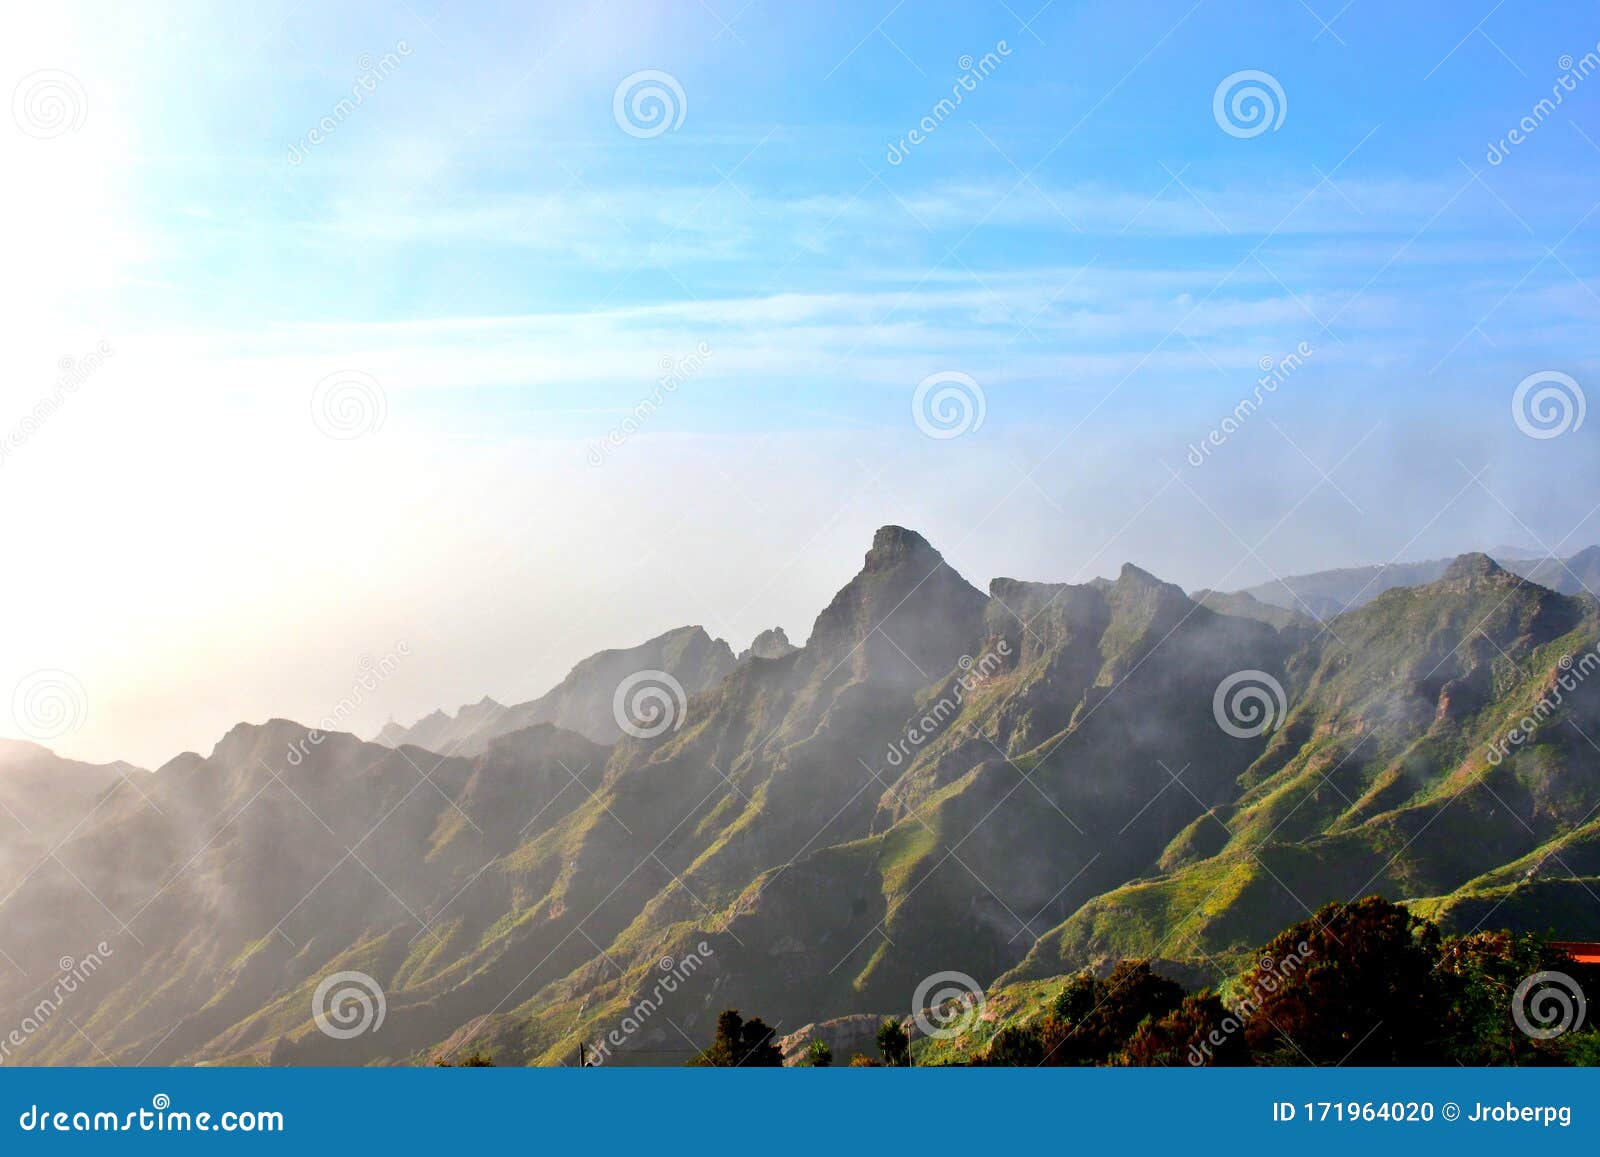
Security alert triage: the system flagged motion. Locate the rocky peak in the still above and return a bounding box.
[1107,562,1193,620]
[804,526,987,683]
[864,525,940,571]
[988,577,1032,602]
[1114,562,1183,595]
[154,751,207,778]
[454,697,505,723]
[1443,552,1506,583]
[740,627,798,662]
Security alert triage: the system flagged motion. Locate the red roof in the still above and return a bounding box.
[1551,941,1600,964]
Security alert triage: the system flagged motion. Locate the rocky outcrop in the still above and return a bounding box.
[739,627,798,662]
[777,1014,897,1065]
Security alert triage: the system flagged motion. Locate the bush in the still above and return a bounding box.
[1240,896,1441,1065]
[432,1049,494,1067]
[1039,960,1184,1065]
[1116,993,1251,1067]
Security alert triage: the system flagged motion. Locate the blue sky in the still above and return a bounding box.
[4,0,1598,764]
[53,1,1600,392]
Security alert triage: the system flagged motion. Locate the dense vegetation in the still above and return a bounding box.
[958,898,1600,1066]
[693,898,1600,1067]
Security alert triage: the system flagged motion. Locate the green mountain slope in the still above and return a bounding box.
[5,534,1598,1068]
[1008,554,1600,985]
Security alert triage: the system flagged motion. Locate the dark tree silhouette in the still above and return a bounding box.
[876,1018,909,1066]
[689,1009,784,1067]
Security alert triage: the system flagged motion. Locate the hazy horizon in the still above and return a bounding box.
[10,519,1596,769]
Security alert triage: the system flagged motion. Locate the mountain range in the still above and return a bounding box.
[1232,545,1600,620]
[2,527,1597,1066]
